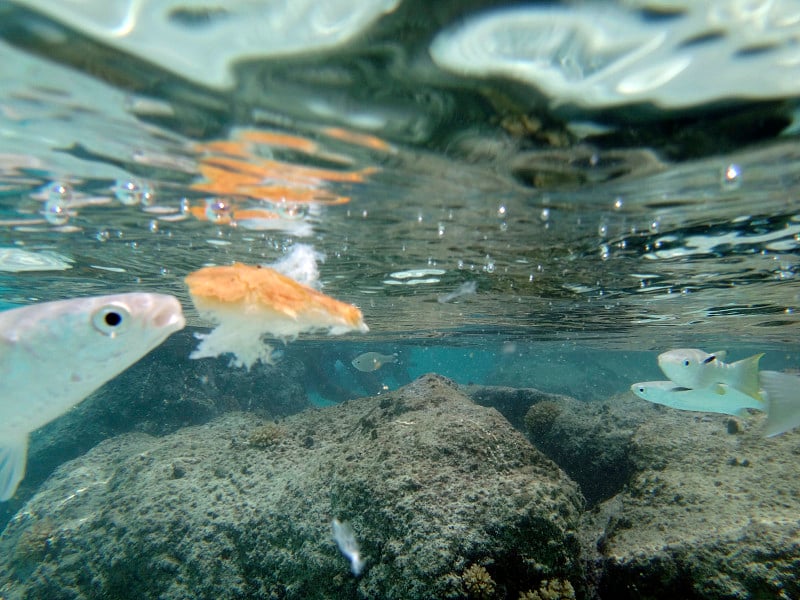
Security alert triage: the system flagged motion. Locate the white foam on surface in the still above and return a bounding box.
[430,1,800,108]
[11,0,401,88]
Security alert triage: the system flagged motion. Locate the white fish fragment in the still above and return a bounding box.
[437,280,477,303]
[271,244,324,288]
[332,518,365,576]
[0,293,185,501]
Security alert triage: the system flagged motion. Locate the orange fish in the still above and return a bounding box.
[185,263,368,369]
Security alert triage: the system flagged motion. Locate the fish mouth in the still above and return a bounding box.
[151,298,186,332]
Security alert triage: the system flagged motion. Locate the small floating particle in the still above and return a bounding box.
[90,265,126,273]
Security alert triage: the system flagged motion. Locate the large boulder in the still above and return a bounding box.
[0,374,585,600]
[513,386,800,600]
[580,407,800,600]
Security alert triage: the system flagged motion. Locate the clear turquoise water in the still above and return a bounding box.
[0,0,799,586]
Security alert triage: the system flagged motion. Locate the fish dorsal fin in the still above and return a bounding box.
[0,435,29,501]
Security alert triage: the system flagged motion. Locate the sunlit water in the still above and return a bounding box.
[0,0,799,572]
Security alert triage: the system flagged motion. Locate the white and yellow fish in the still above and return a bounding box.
[351,352,397,373]
[632,371,800,437]
[0,293,185,501]
[657,348,763,399]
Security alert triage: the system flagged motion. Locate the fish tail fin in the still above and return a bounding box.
[730,353,764,399]
[761,370,800,437]
[0,435,29,501]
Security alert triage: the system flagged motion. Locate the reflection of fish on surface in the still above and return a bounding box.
[191,128,380,205]
[185,253,368,370]
[631,369,800,437]
[657,348,762,399]
[351,352,398,372]
[0,293,185,501]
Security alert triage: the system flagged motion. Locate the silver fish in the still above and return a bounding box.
[657,348,763,400]
[0,293,185,500]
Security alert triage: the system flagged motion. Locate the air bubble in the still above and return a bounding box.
[437,223,445,237]
[204,198,232,222]
[43,182,72,225]
[540,208,550,221]
[649,219,660,233]
[598,222,608,237]
[721,164,742,190]
[613,197,623,210]
[497,205,507,217]
[114,179,152,206]
[277,203,306,220]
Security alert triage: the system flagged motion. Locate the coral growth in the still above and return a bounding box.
[461,563,496,599]
[524,401,562,436]
[248,423,285,448]
[519,579,575,600]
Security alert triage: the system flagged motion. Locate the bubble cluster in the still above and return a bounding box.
[114,179,154,206]
[43,182,72,225]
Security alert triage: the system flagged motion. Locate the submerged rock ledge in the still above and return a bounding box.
[3,374,800,599]
[0,374,584,600]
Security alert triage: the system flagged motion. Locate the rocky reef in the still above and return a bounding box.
[2,373,799,599]
[0,374,584,600]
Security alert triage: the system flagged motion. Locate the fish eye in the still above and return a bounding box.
[638,387,645,393]
[683,359,690,367]
[92,304,131,337]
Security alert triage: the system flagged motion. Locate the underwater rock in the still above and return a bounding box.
[0,374,585,600]
[464,384,575,431]
[521,393,642,508]
[580,400,800,599]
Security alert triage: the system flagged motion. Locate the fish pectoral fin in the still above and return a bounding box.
[0,435,29,502]
[713,384,726,395]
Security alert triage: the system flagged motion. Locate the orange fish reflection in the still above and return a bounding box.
[191,128,379,205]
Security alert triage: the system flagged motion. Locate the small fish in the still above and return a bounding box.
[631,381,764,417]
[0,293,185,501]
[351,352,397,372]
[657,348,763,399]
[632,372,800,437]
[331,518,365,576]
